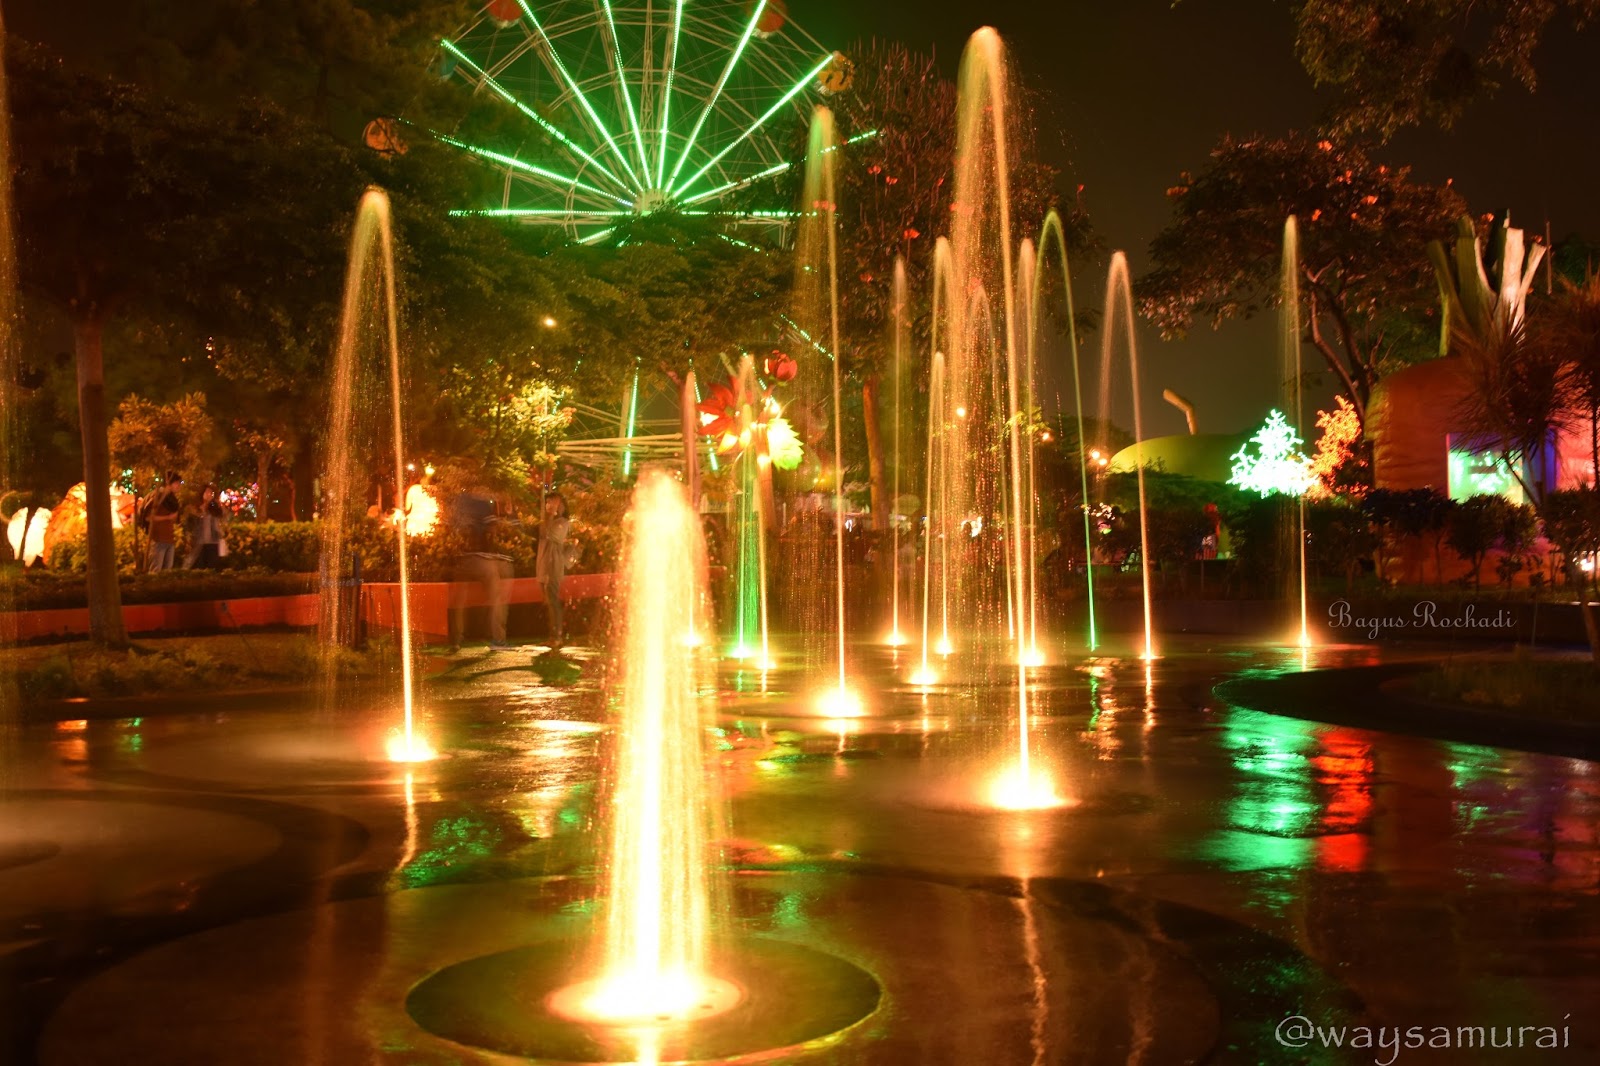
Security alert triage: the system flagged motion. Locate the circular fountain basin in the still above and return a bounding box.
[406,937,879,1062]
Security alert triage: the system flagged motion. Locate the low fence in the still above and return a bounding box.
[2,574,615,644]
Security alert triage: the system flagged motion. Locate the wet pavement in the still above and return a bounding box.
[1,635,1596,1064]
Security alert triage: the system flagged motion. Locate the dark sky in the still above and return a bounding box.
[804,0,1600,437]
[11,2,1596,437]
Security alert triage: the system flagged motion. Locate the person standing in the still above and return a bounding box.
[142,472,183,572]
[447,490,513,652]
[536,492,573,648]
[183,484,228,569]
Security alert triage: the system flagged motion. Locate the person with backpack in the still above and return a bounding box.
[141,472,183,572]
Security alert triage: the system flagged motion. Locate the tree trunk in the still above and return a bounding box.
[861,373,888,532]
[257,453,270,521]
[74,314,128,646]
[1580,601,1600,667]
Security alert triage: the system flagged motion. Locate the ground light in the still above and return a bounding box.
[987,764,1070,811]
[907,666,940,687]
[1019,646,1046,668]
[386,730,438,763]
[547,970,743,1026]
[813,685,865,718]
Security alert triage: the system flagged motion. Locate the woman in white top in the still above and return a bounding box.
[535,493,572,646]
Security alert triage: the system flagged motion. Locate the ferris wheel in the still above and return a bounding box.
[433,1,847,242]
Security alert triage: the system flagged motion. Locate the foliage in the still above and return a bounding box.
[1538,270,1600,487]
[1434,217,1564,504]
[1445,494,1519,589]
[1415,648,1600,717]
[108,393,222,492]
[1541,488,1600,593]
[1140,132,1465,422]
[1307,395,1368,496]
[1307,498,1379,591]
[1286,0,1600,139]
[1360,487,1455,584]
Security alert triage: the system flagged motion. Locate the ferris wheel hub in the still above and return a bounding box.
[632,188,673,214]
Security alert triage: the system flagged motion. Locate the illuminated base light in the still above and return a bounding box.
[682,631,706,649]
[1019,647,1046,668]
[813,686,864,717]
[935,638,955,657]
[548,970,743,1026]
[726,644,754,660]
[1138,646,1159,662]
[988,766,1070,811]
[883,629,908,647]
[386,731,438,763]
[907,667,940,687]
[1294,627,1314,649]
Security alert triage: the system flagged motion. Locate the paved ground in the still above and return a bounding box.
[0,634,1595,1064]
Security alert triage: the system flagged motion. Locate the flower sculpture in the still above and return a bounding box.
[696,375,803,470]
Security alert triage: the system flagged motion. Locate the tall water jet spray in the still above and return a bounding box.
[886,257,909,646]
[948,28,1058,808]
[794,107,858,715]
[1033,211,1097,651]
[318,189,432,762]
[1101,253,1156,661]
[551,470,735,1023]
[1281,217,1310,647]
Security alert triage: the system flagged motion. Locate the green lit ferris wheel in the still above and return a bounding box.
[434,1,847,242]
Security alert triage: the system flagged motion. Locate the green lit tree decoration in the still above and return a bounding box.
[1229,409,1315,497]
[432,1,841,242]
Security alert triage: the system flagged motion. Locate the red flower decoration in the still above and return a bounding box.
[764,351,798,382]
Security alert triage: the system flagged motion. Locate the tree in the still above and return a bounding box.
[779,41,1084,529]
[109,393,220,491]
[1538,270,1600,488]
[1141,133,1465,425]
[1446,495,1512,589]
[1287,0,1600,140]
[231,420,292,520]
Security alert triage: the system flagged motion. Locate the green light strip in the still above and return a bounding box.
[577,227,615,244]
[673,52,835,201]
[680,159,791,207]
[621,367,641,477]
[665,0,770,191]
[439,38,630,194]
[655,0,686,188]
[449,208,632,217]
[432,131,630,205]
[678,125,875,209]
[515,0,643,190]
[598,0,652,182]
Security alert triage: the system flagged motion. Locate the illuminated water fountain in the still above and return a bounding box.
[793,107,860,717]
[550,470,732,1025]
[1099,252,1157,662]
[317,188,434,763]
[941,28,1061,808]
[1282,216,1311,648]
[404,470,879,1061]
[1028,210,1098,652]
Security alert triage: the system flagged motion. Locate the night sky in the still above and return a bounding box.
[808,0,1600,437]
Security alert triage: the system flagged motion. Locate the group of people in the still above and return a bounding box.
[138,474,229,573]
[445,489,573,653]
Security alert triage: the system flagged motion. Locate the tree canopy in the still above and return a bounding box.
[1290,0,1600,139]
[1139,132,1465,423]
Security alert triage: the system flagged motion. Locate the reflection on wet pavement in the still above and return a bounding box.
[1,637,1595,1063]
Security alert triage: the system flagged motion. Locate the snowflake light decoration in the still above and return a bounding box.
[1229,410,1314,498]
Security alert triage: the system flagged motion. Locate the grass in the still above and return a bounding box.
[1412,648,1600,721]
[2,632,390,704]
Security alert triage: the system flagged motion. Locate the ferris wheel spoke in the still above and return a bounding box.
[672,51,835,202]
[596,0,653,187]
[515,0,645,192]
[429,129,633,207]
[664,0,769,193]
[654,0,686,189]
[439,38,632,198]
